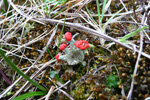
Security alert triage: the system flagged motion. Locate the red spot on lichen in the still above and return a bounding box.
[56,54,59,61]
[74,40,89,50]
[60,44,67,51]
[65,32,72,41]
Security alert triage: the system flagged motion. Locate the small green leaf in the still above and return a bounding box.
[0,9,6,14]
[56,13,66,54]
[50,71,64,84]
[48,3,59,15]
[85,5,97,25]
[51,7,67,18]
[96,0,101,25]
[43,0,67,16]
[89,44,95,48]
[3,0,9,11]
[104,8,124,28]
[100,0,107,23]
[120,40,130,43]
[120,25,148,42]
[11,91,46,100]
[50,71,56,78]
[55,74,64,84]
[6,89,13,96]
[118,79,122,85]
[107,75,118,88]
[46,46,53,58]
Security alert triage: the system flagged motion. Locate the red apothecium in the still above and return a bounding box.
[65,32,72,41]
[56,54,59,61]
[74,40,89,50]
[60,44,67,51]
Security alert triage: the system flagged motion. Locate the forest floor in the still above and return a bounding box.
[0,0,150,100]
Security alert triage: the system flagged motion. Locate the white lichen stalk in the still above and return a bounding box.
[57,32,90,65]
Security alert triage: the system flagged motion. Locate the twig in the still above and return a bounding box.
[0,67,12,86]
[86,57,95,74]
[126,6,146,100]
[119,1,147,99]
[6,0,46,25]
[45,86,55,100]
[36,18,150,59]
[127,31,144,100]
[51,4,150,18]
[74,0,91,13]
[59,89,74,100]
[10,26,58,99]
[132,0,139,22]
[0,26,55,98]
[5,30,47,55]
[52,80,71,93]
[9,59,56,100]
[38,80,71,100]
[87,92,94,100]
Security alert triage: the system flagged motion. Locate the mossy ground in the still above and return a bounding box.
[0,0,150,100]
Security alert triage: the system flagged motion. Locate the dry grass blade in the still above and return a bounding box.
[59,89,74,100]
[10,26,58,98]
[1,0,150,100]
[36,18,150,59]
[45,86,55,100]
[127,6,147,99]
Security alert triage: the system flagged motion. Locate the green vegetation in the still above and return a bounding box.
[50,71,64,84]
[107,75,118,88]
